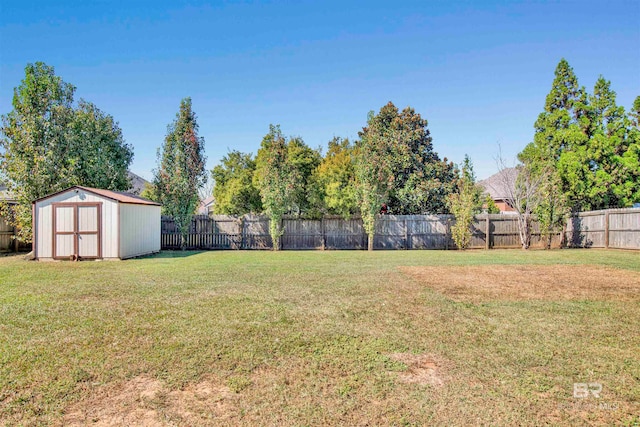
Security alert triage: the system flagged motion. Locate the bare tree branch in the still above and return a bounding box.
[495,147,548,249]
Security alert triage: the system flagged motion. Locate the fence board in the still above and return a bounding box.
[0,213,31,252]
[566,208,640,249]
[160,208,639,251]
[324,217,366,249]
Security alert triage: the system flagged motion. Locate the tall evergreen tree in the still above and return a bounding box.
[154,97,207,249]
[522,59,639,214]
[584,78,639,208]
[520,59,588,216]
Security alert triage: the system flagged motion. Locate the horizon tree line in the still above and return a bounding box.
[1,60,638,250]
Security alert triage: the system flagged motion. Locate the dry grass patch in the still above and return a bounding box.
[63,375,238,426]
[400,264,640,303]
[388,353,446,386]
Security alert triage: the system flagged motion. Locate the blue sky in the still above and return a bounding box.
[1,0,639,181]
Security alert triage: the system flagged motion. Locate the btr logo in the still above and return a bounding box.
[573,383,602,398]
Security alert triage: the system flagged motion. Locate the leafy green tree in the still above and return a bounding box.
[355,102,456,250]
[139,182,158,202]
[393,158,458,214]
[0,62,133,242]
[309,137,358,218]
[484,195,500,214]
[522,60,639,214]
[211,150,262,215]
[447,155,482,249]
[520,57,580,245]
[520,59,588,209]
[286,137,322,216]
[66,100,133,190]
[630,96,640,127]
[153,97,207,249]
[583,78,639,208]
[623,96,640,205]
[254,125,296,250]
[355,109,394,251]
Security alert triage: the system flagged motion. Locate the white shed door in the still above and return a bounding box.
[53,203,102,259]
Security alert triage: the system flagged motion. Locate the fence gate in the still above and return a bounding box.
[53,203,102,259]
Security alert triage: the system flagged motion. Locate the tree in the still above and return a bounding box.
[355,102,456,250]
[355,109,394,251]
[496,157,548,250]
[520,59,586,212]
[447,155,482,250]
[66,100,133,191]
[197,176,215,206]
[309,137,358,218]
[139,182,158,202]
[484,196,500,214]
[623,96,640,205]
[0,62,133,242]
[583,77,639,209]
[286,137,322,216]
[519,138,568,250]
[253,125,296,250]
[521,59,640,213]
[153,97,207,249]
[211,150,262,215]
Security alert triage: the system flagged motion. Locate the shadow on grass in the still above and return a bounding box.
[134,250,205,260]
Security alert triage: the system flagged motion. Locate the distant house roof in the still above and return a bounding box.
[197,195,215,214]
[34,186,161,206]
[0,182,16,203]
[127,171,151,195]
[2,171,150,201]
[478,167,518,200]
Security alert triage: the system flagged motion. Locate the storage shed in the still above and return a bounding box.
[33,186,161,260]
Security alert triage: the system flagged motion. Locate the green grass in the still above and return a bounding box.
[0,249,638,425]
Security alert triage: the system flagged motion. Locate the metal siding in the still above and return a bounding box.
[120,204,161,258]
[56,206,75,232]
[56,234,74,257]
[35,188,118,259]
[78,234,99,257]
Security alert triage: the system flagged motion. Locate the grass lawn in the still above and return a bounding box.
[1,249,639,426]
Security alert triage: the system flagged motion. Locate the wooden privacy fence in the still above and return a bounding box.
[161,213,568,250]
[0,214,30,252]
[565,208,640,249]
[163,209,640,251]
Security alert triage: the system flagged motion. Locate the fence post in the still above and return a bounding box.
[321,217,326,250]
[445,218,450,250]
[604,210,610,249]
[13,225,19,252]
[195,216,200,249]
[239,217,245,250]
[485,215,490,250]
[404,218,410,249]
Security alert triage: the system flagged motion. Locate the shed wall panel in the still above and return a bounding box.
[35,189,118,258]
[56,234,74,257]
[119,204,160,258]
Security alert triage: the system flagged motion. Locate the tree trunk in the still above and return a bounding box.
[368,232,374,251]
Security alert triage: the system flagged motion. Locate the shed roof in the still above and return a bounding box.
[34,186,161,206]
